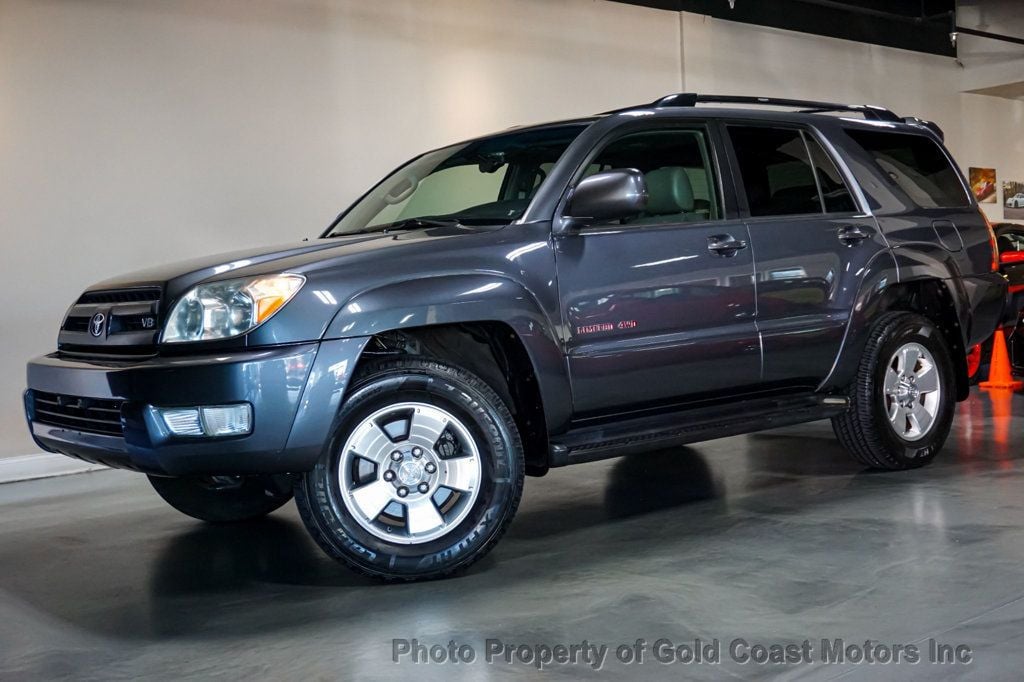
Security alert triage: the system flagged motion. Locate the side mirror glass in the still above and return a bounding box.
[561,169,648,231]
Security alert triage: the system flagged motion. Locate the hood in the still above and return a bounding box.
[84,225,489,299]
[86,238,368,293]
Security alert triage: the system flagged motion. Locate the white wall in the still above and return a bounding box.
[2,0,1023,458]
[0,0,681,456]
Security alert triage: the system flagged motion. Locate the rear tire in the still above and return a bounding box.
[832,312,956,470]
[295,357,524,581]
[149,474,293,522]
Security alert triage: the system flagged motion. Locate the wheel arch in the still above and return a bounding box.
[351,322,553,476]
[823,267,970,401]
[324,274,567,476]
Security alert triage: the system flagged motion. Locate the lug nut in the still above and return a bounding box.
[412,447,423,458]
[418,482,429,494]
[425,462,436,474]
[383,470,395,482]
[397,487,409,498]
[390,450,403,461]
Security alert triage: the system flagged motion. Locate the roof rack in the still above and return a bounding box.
[620,93,904,123]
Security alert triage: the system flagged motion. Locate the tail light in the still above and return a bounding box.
[984,213,999,272]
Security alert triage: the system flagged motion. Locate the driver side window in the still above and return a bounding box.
[588,128,721,226]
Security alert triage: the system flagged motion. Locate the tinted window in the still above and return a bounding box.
[729,127,822,217]
[587,129,720,225]
[329,124,585,235]
[845,129,969,208]
[806,136,856,213]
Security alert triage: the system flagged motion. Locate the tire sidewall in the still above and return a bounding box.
[870,318,955,463]
[300,362,522,578]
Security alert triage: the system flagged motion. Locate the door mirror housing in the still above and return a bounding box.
[558,169,648,234]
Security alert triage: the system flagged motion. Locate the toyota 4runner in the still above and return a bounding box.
[25,94,1007,580]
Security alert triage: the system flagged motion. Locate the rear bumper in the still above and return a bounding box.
[25,338,369,476]
[964,272,1010,346]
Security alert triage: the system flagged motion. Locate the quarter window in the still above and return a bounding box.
[845,129,969,208]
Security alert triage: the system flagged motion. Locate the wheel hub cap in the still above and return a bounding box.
[882,342,941,442]
[396,459,427,487]
[337,402,482,545]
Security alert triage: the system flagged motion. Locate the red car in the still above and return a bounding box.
[968,222,1024,381]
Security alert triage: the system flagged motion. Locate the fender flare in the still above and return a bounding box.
[323,273,572,431]
[819,245,968,394]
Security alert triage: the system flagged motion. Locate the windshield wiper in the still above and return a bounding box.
[332,217,463,236]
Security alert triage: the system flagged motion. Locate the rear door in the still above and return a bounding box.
[555,122,761,415]
[723,123,885,386]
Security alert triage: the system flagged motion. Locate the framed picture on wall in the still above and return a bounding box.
[1004,180,1024,219]
[970,167,997,204]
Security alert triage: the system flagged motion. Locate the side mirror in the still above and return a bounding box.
[558,169,648,234]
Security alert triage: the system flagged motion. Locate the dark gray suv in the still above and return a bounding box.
[25,94,1007,580]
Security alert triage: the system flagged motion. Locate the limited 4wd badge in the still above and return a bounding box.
[577,320,638,335]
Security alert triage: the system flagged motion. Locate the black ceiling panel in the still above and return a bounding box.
[610,0,957,57]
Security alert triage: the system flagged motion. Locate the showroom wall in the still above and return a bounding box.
[1,0,1023,458]
[0,0,682,457]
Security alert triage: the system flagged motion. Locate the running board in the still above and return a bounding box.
[549,394,849,467]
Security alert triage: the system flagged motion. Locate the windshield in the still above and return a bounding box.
[327,124,588,236]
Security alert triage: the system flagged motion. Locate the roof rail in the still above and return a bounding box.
[622,93,903,123]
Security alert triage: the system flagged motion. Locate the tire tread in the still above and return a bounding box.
[832,312,950,470]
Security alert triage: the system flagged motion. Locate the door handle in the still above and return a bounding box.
[837,225,871,246]
[707,234,748,257]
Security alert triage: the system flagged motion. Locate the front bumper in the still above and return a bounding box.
[25,338,369,476]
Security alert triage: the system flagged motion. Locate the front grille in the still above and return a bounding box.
[59,287,163,357]
[77,288,161,304]
[63,316,90,333]
[114,313,158,332]
[31,391,125,436]
[63,313,158,334]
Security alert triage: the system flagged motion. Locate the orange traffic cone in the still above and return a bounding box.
[980,329,1023,391]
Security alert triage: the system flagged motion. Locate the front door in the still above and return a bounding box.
[555,125,761,416]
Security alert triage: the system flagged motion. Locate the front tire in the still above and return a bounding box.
[832,312,956,470]
[295,357,525,581]
[148,474,293,522]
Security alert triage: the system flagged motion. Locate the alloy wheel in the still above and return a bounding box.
[337,402,482,544]
[882,342,942,442]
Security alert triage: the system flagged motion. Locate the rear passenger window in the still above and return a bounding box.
[806,137,856,213]
[729,126,837,217]
[845,129,969,208]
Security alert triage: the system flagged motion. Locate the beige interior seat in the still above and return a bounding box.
[633,166,697,225]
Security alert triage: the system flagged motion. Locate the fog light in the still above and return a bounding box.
[158,404,252,437]
[160,408,204,436]
[200,404,252,437]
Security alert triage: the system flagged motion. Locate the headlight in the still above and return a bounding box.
[162,274,305,343]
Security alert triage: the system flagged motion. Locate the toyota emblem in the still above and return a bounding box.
[89,312,106,338]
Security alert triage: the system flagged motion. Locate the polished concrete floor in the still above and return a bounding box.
[1,389,1023,680]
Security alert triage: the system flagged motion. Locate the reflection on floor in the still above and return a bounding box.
[1,389,1023,680]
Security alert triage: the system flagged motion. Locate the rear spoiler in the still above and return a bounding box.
[903,117,945,141]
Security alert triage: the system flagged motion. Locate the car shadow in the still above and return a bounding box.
[4,394,1020,642]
